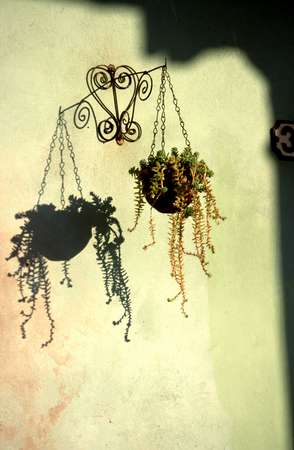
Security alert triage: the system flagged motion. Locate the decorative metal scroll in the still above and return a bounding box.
[271,120,294,160]
[71,64,154,145]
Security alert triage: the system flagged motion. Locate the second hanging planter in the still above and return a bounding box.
[128,66,225,317]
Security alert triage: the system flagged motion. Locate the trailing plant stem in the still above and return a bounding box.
[143,207,156,250]
[167,212,188,317]
[128,176,145,232]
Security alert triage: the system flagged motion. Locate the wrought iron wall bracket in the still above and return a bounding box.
[60,62,166,145]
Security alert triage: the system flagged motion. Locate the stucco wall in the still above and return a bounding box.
[0,1,290,449]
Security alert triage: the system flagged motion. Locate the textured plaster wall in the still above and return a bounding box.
[0,1,290,449]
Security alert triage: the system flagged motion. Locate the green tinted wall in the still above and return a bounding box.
[0,1,291,449]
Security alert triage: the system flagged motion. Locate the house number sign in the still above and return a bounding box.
[271,120,294,160]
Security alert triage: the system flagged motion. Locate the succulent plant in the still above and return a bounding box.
[128,147,225,317]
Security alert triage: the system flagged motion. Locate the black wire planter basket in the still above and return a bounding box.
[128,66,225,317]
[7,115,132,347]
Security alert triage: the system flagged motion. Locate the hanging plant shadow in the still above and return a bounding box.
[6,192,132,347]
[25,203,93,261]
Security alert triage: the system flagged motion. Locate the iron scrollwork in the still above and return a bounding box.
[73,64,154,145]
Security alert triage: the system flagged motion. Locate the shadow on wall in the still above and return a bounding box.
[38,0,294,442]
[6,193,133,347]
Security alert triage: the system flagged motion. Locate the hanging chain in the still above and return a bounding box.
[36,111,83,209]
[150,66,167,156]
[36,117,60,206]
[165,70,191,150]
[63,118,84,198]
[58,113,66,209]
[160,67,166,153]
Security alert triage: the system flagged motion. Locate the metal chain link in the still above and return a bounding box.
[36,116,61,206]
[160,67,166,153]
[58,114,66,209]
[165,70,191,149]
[150,66,167,156]
[36,111,84,209]
[62,118,84,198]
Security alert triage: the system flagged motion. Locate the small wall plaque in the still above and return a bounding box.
[271,120,294,160]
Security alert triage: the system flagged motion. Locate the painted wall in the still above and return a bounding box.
[0,1,291,449]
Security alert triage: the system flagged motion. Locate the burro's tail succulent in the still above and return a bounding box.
[128,147,225,317]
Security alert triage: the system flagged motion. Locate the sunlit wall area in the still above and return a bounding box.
[0,1,290,449]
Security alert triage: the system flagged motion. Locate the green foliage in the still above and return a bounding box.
[128,176,145,233]
[131,147,213,181]
[184,206,194,218]
[128,146,225,319]
[129,147,214,213]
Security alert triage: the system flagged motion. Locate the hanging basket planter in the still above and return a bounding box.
[128,66,225,317]
[7,114,132,347]
[130,147,212,214]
